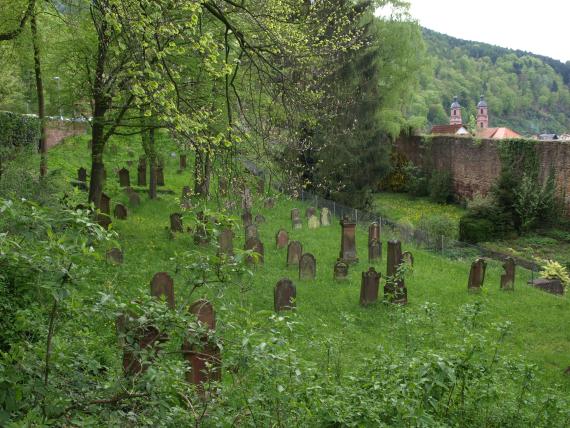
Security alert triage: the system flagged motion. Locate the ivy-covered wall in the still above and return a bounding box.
[395,135,570,215]
[0,111,40,149]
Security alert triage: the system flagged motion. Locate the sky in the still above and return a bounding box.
[395,0,570,63]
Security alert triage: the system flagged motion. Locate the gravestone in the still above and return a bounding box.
[245,237,264,265]
[182,300,221,391]
[219,177,228,196]
[360,267,380,306]
[245,224,258,241]
[179,154,187,170]
[181,186,192,209]
[118,168,130,187]
[299,253,316,280]
[385,240,407,305]
[274,278,296,311]
[77,167,87,183]
[306,206,317,218]
[287,241,303,267]
[500,257,515,291]
[157,159,165,186]
[242,209,253,227]
[369,222,380,243]
[275,229,289,249]
[308,215,320,229]
[137,157,147,186]
[193,213,210,245]
[150,272,175,309]
[255,214,266,224]
[218,228,234,256]
[528,278,564,295]
[119,314,163,376]
[264,197,275,209]
[124,187,140,206]
[291,208,302,229]
[170,213,183,233]
[320,208,331,226]
[114,203,128,220]
[98,193,112,230]
[106,247,123,264]
[334,259,349,280]
[468,258,487,293]
[339,216,358,264]
[242,187,252,210]
[291,208,300,221]
[402,251,414,267]
[368,238,381,263]
[257,176,265,194]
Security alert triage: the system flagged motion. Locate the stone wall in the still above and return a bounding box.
[45,120,88,149]
[395,135,570,213]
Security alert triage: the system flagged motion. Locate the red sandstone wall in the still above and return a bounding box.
[395,135,570,213]
[45,121,88,149]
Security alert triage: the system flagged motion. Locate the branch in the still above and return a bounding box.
[0,0,35,41]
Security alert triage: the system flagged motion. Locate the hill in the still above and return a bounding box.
[412,28,570,135]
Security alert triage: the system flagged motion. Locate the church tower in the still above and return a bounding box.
[450,96,462,125]
[476,95,488,128]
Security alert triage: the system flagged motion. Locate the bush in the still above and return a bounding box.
[404,164,429,197]
[459,215,496,243]
[539,260,570,289]
[0,111,40,150]
[428,170,453,203]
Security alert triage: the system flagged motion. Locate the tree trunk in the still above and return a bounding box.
[30,11,47,177]
[194,149,203,196]
[148,127,157,199]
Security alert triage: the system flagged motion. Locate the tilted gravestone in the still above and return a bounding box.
[114,203,128,220]
[242,209,253,227]
[308,215,320,229]
[339,216,358,264]
[360,267,380,306]
[170,213,183,233]
[124,187,140,207]
[468,258,487,293]
[274,278,296,311]
[385,240,407,305]
[368,238,381,263]
[320,208,331,226]
[137,157,147,186]
[218,228,234,257]
[255,214,266,224]
[98,193,112,230]
[500,257,515,291]
[287,241,303,267]
[245,237,264,265]
[305,206,317,218]
[369,222,380,243]
[275,229,289,249]
[334,259,349,280]
[118,168,130,187]
[106,247,123,265]
[264,197,275,209]
[182,300,221,391]
[150,272,175,309]
[179,154,187,170]
[299,253,316,280]
[245,224,259,242]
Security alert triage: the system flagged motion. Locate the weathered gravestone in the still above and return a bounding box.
[114,203,128,220]
[193,212,210,245]
[334,259,349,280]
[385,240,407,305]
[274,278,296,311]
[368,238,381,263]
[468,258,487,293]
[218,228,234,257]
[124,187,140,207]
[182,300,221,392]
[360,267,380,306]
[137,157,147,186]
[306,206,317,218]
[242,188,252,210]
[219,177,228,196]
[170,213,183,233]
[299,253,316,280]
[264,197,275,209]
[97,193,112,230]
[528,278,564,295]
[291,208,302,230]
[402,251,414,268]
[369,222,380,243]
[106,247,123,265]
[242,209,253,227]
[77,167,87,190]
[118,168,130,187]
[150,272,175,309]
[257,176,265,194]
[118,314,163,376]
[245,237,264,265]
[255,214,266,224]
[308,215,320,229]
[179,154,187,170]
[320,208,331,226]
[275,229,289,249]
[287,241,303,267]
[500,257,515,291]
[245,224,259,241]
[339,216,358,264]
[181,186,192,209]
[157,159,165,186]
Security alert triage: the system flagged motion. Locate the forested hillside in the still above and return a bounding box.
[411,28,570,135]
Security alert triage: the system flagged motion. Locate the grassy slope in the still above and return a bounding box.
[49,135,570,389]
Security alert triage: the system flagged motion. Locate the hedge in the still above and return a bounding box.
[0,111,40,150]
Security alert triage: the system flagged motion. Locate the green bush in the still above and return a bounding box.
[404,164,429,197]
[0,111,40,149]
[459,215,496,243]
[428,170,453,203]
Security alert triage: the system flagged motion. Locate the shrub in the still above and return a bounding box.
[459,215,496,243]
[428,170,453,203]
[418,214,458,241]
[0,111,40,150]
[539,260,570,289]
[404,164,429,197]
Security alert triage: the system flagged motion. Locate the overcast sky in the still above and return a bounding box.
[399,0,569,63]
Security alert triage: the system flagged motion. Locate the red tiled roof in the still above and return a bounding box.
[431,124,466,135]
[476,127,521,139]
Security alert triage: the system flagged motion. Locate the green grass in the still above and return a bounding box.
[46,135,570,392]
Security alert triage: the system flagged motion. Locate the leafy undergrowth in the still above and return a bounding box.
[1,135,570,426]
